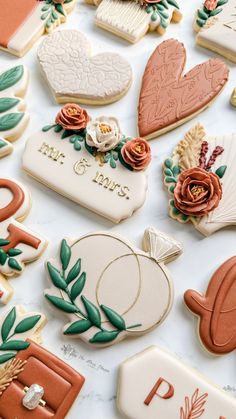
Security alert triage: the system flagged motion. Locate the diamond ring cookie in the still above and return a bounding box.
[0,0,76,57]
[86,0,182,44]
[138,39,229,140]
[184,255,236,355]
[0,178,47,305]
[44,228,182,347]
[37,30,133,105]
[0,306,85,418]
[23,104,151,223]
[0,65,29,159]
[194,0,236,63]
[117,346,236,418]
[163,123,236,236]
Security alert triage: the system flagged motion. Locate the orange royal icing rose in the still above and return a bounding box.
[204,0,218,11]
[121,138,151,171]
[55,104,89,131]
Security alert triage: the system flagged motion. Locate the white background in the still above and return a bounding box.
[1,1,236,418]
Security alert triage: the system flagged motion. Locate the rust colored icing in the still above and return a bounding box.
[0,339,85,418]
[0,179,25,222]
[0,0,38,48]
[184,256,236,355]
[2,223,41,252]
[138,39,229,138]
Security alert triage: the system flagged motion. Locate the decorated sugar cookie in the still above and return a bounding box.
[86,0,182,44]
[38,30,132,105]
[23,104,151,223]
[185,255,236,355]
[230,88,236,106]
[194,0,236,63]
[0,306,85,417]
[138,39,229,140]
[117,346,236,418]
[163,123,236,236]
[0,65,29,158]
[0,0,76,57]
[0,178,47,304]
[44,228,182,347]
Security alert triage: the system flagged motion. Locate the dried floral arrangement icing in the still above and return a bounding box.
[39,0,74,31]
[163,123,227,225]
[43,104,151,171]
[196,0,228,29]
[142,0,180,29]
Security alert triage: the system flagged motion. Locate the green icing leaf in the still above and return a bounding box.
[196,18,206,27]
[0,353,16,364]
[55,3,66,15]
[101,305,126,331]
[165,176,177,183]
[169,185,175,193]
[42,124,54,132]
[70,273,86,302]
[164,158,173,169]
[0,113,24,131]
[61,129,74,139]
[217,0,228,5]
[45,294,79,313]
[90,330,120,344]
[0,139,6,149]
[81,296,101,328]
[74,141,81,151]
[47,262,67,290]
[167,0,179,8]
[60,239,71,271]
[1,307,16,342]
[210,7,222,16]
[215,165,227,178]
[14,315,41,334]
[0,98,20,113]
[7,248,22,257]
[0,239,10,246]
[0,340,30,351]
[172,166,181,176]
[0,66,24,92]
[0,249,8,265]
[164,168,172,176]
[54,124,63,133]
[66,259,81,284]
[8,258,22,271]
[64,319,92,335]
[197,9,208,20]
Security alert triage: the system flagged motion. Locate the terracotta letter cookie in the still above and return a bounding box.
[117,346,236,418]
[38,30,132,105]
[0,178,47,304]
[185,255,236,355]
[138,39,229,140]
[86,0,182,44]
[44,228,182,347]
[0,0,76,57]
[194,0,236,63]
[23,104,151,223]
[163,123,236,236]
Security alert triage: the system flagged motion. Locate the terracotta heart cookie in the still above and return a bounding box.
[138,39,229,140]
[117,346,236,418]
[0,65,29,158]
[0,0,76,57]
[38,30,132,105]
[44,228,182,348]
[194,0,236,63]
[87,0,182,44]
[184,255,236,355]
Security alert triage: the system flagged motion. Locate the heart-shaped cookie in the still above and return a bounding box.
[38,30,132,105]
[138,39,229,140]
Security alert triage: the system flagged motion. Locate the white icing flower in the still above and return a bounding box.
[85,116,121,152]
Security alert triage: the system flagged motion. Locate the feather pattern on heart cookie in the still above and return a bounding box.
[38,30,133,105]
[138,39,229,140]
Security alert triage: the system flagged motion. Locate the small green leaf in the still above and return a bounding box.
[0,113,24,131]
[110,159,116,169]
[101,305,126,330]
[165,176,177,183]
[61,129,74,139]
[0,340,30,351]
[164,168,172,176]
[14,315,41,334]
[52,10,58,20]
[90,330,120,344]
[0,249,8,265]
[60,239,71,271]
[8,258,22,271]
[210,7,222,16]
[74,141,81,151]
[164,158,173,169]
[66,259,81,284]
[169,185,176,193]
[1,307,16,342]
[151,12,158,21]
[217,0,228,5]
[64,320,92,335]
[55,3,66,15]
[42,124,54,132]
[0,353,16,364]
[7,248,22,257]
[167,0,179,8]
[45,294,79,313]
[160,17,168,28]
[0,66,24,92]
[0,239,10,246]
[47,262,67,290]
[156,3,165,10]
[70,273,86,302]
[41,11,49,20]
[196,18,206,27]
[42,4,50,10]
[215,165,227,178]
[0,139,6,149]
[172,206,181,215]
[0,98,20,113]
[172,166,181,176]
[54,124,63,133]
[81,296,101,328]
[46,18,52,28]
[197,9,208,20]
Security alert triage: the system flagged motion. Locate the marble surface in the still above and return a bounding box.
[1,1,236,418]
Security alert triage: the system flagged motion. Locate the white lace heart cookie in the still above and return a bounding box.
[37,30,133,105]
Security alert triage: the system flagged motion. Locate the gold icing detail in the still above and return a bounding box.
[38,142,65,164]
[99,123,112,134]
[74,158,91,175]
[67,107,79,116]
[173,123,206,170]
[92,171,130,198]
[231,88,236,107]
[200,16,219,31]
[0,358,27,396]
[191,185,206,198]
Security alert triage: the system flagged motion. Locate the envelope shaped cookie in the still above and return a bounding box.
[117,346,236,418]
[138,39,229,140]
[194,0,236,63]
[163,123,236,236]
[23,104,151,223]
[185,255,236,355]
[87,0,182,44]
[44,228,182,347]
[0,0,76,57]
[0,178,47,304]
